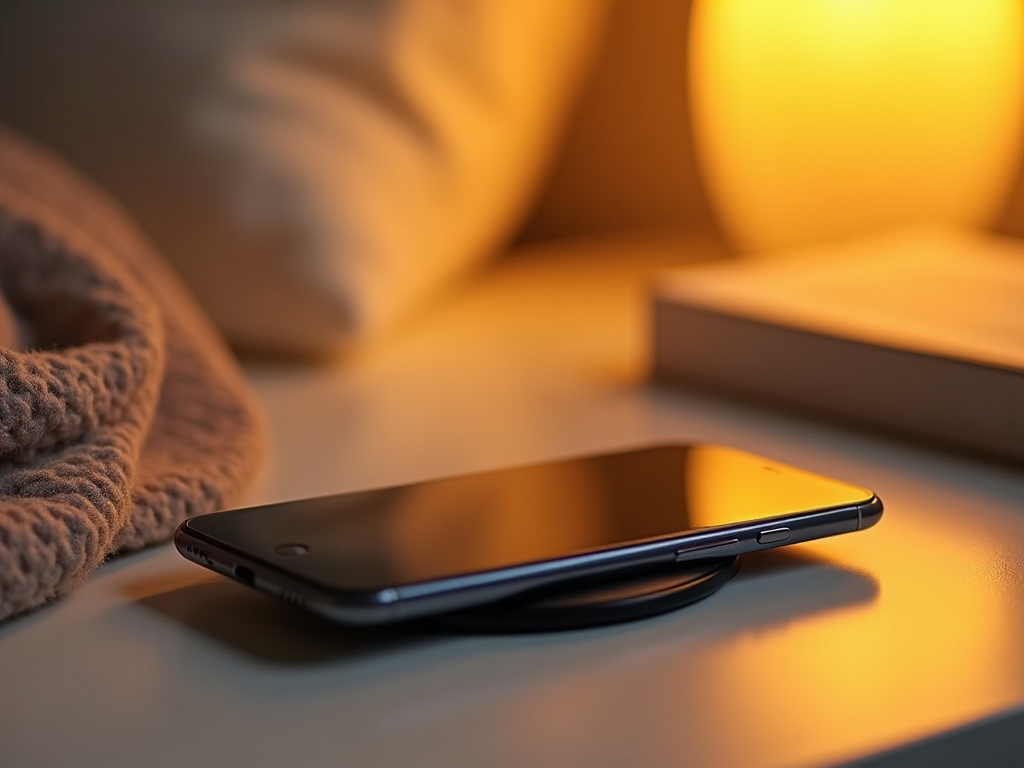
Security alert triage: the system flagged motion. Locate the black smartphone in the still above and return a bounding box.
[175,443,882,625]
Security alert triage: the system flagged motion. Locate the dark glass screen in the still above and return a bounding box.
[189,445,872,589]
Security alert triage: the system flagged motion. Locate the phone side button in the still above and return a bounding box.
[674,538,740,561]
[757,528,792,545]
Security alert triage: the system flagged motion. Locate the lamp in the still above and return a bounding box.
[688,0,1024,254]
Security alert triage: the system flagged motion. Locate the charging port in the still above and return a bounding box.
[233,565,255,586]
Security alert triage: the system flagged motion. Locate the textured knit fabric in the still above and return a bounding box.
[0,126,267,621]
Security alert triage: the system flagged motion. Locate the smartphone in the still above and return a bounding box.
[175,443,882,625]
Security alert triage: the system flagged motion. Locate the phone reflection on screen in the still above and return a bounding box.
[193,445,872,590]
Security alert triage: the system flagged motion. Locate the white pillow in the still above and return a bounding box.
[0,0,608,355]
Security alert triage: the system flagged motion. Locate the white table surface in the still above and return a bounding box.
[2,231,1023,768]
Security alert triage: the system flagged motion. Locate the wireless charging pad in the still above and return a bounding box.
[434,556,739,633]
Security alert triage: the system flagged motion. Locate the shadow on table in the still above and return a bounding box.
[714,547,879,628]
[133,574,438,665]
[131,547,877,666]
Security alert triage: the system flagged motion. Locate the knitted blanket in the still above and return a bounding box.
[0,127,267,621]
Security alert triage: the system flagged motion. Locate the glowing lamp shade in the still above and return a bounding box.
[689,0,1024,254]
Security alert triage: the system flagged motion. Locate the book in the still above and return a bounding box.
[651,226,1024,463]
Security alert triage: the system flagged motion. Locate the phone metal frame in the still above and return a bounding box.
[175,494,882,625]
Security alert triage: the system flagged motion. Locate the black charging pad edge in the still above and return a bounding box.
[432,556,740,633]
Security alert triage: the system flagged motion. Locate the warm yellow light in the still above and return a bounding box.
[690,0,1024,253]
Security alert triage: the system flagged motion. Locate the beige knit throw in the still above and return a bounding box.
[0,127,267,621]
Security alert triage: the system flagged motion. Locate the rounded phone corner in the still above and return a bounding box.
[857,496,884,530]
[172,520,192,546]
[319,588,405,626]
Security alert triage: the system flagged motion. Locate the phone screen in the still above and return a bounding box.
[186,445,873,590]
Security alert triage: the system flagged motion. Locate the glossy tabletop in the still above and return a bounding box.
[1,232,1022,767]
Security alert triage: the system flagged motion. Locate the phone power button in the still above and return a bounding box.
[757,528,792,545]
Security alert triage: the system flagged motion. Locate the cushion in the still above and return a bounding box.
[0,0,609,356]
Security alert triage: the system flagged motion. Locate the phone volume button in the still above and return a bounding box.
[674,537,740,561]
[757,528,792,544]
